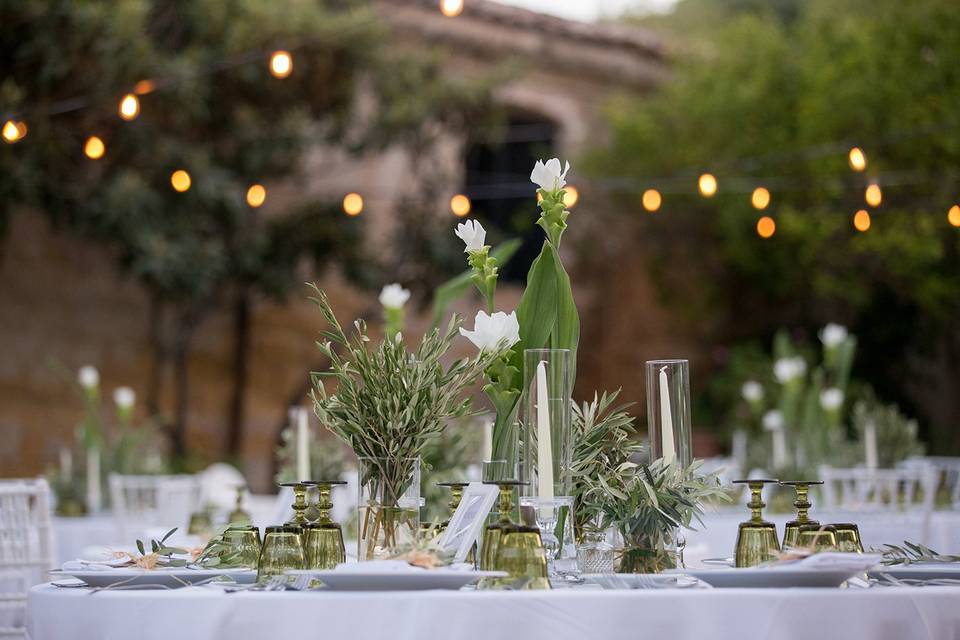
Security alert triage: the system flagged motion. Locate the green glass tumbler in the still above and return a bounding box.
[831,523,864,553]
[495,525,551,590]
[222,525,262,568]
[797,524,839,552]
[257,525,305,581]
[779,480,824,549]
[733,479,781,567]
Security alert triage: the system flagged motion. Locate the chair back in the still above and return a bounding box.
[108,474,200,541]
[0,479,54,638]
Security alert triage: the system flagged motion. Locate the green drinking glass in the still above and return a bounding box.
[779,480,824,549]
[221,525,262,568]
[495,525,551,590]
[831,523,864,553]
[733,479,781,567]
[257,525,305,581]
[302,480,347,570]
[479,480,526,572]
[797,524,839,552]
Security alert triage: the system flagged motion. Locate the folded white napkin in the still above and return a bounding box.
[775,552,882,572]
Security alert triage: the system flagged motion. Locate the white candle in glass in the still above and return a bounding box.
[864,420,878,470]
[772,428,787,470]
[481,417,493,462]
[60,447,73,479]
[295,408,310,481]
[536,361,554,519]
[659,366,676,463]
[86,447,101,514]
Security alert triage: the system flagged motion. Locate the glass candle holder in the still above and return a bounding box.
[732,479,781,567]
[780,480,823,549]
[478,480,526,573]
[227,485,252,525]
[645,360,692,467]
[303,480,347,569]
[520,349,572,503]
[495,524,551,590]
[279,482,310,526]
[257,525,305,582]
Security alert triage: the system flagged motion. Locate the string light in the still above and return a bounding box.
[133,79,156,95]
[119,94,140,120]
[450,194,471,217]
[439,0,464,16]
[642,189,661,212]
[170,169,191,192]
[853,209,871,232]
[751,187,771,210]
[948,205,960,228]
[343,192,363,216]
[2,120,27,143]
[756,216,776,238]
[848,147,867,172]
[865,183,882,207]
[698,173,717,197]
[269,51,293,78]
[84,136,105,159]
[563,186,579,208]
[246,184,266,207]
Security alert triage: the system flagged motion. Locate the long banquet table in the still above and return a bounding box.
[27,583,960,640]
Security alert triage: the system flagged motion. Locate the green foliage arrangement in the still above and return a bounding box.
[881,541,960,566]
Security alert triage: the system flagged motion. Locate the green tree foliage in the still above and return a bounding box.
[590,0,960,452]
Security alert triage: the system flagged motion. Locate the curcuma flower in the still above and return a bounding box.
[378,283,411,310]
[530,158,570,193]
[78,366,100,389]
[455,220,486,254]
[773,357,806,384]
[819,387,844,411]
[762,410,785,431]
[741,380,764,403]
[819,323,848,348]
[113,387,136,410]
[459,310,520,352]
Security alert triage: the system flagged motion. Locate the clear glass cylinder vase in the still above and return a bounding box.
[645,359,692,467]
[357,456,420,561]
[520,349,573,498]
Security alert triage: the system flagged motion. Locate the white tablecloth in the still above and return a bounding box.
[27,583,960,640]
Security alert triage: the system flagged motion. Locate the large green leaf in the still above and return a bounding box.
[514,241,560,371]
[548,242,580,381]
[430,238,522,327]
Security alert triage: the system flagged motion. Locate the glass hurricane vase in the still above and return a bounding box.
[617,534,678,574]
[357,456,420,561]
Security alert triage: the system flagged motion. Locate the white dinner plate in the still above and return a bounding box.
[677,567,860,588]
[286,568,507,591]
[582,573,694,589]
[868,564,960,582]
[51,567,257,589]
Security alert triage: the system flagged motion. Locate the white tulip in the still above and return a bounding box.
[113,387,135,410]
[741,380,764,403]
[762,410,785,432]
[78,366,100,389]
[378,283,411,310]
[773,356,806,384]
[530,158,571,192]
[819,387,845,411]
[459,310,520,352]
[454,220,486,254]
[820,323,849,348]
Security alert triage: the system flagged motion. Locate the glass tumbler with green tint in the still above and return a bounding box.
[257,525,305,581]
[733,478,781,567]
[221,525,262,568]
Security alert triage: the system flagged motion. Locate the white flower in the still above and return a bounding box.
[741,380,764,403]
[819,387,845,411]
[459,310,520,352]
[454,220,486,253]
[378,283,411,309]
[820,323,848,348]
[113,387,136,410]
[530,158,571,192]
[762,410,785,431]
[78,366,100,389]
[773,356,806,384]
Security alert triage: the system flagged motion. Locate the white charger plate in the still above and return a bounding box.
[868,564,960,582]
[51,567,256,589]
[582,573,694,589]
[286,568,506,591]
[677,567,860,588]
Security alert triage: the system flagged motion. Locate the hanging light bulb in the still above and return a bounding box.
[2,120,27,143]
[84,136,106,159]
[246,184,266,207]
[269,51,293,78]
[119,94,140,120]
[450,194,471,217]
[343,192,363,216]
[751,187,771,210]
[865,183,882,207]
[756,216,776,238]
[642,189,661,212]
[698,173,717,197]
[947,205,960,228]
[133,79,156,95]
[848,147,867,172]
[562,186,579,208]
[439,0,464,16]
[853,209,871,232]
[170,169,192,192]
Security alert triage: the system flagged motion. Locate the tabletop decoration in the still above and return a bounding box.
[733,478,781,567]
[779,480,824,548]
[308,286,501,561]
[880,542,960,566]
[831,523,864,553]
[302,480,347,570]
[258,525,305,581]
[796,524,839,551]
[227,485,252,524]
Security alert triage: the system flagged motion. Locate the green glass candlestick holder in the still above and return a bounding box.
[831,522,864,553]
[227,485,252,525]
[435,482,469,534]
[733,479,781,567]
[302,480,347,570]
[797,524,839,552]
[779,480,823,549]
[479,480,526,573]
[279,481,310,527]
